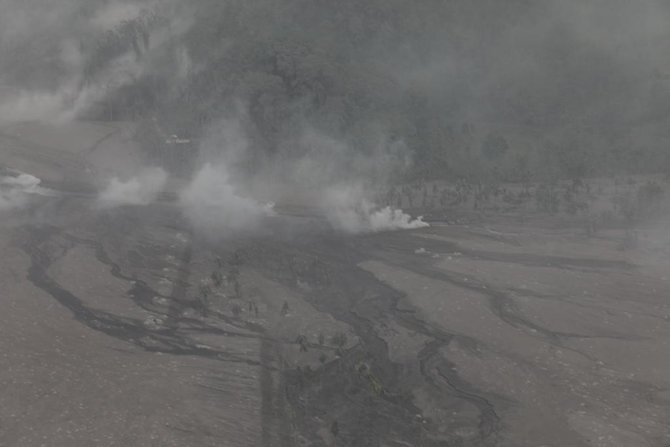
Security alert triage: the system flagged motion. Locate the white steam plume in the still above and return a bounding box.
[323,185,428,233]
[0,188,30,212]
[97,167,167,208]
[0,170,52,211]
[0,173,40,211]
[179,163,275,235]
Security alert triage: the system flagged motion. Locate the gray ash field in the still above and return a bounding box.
[1,123,669,447]
[3,2,670,445]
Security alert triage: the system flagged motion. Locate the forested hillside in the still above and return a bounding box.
[3,0,670,182]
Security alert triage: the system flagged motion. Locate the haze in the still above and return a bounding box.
[1,1,669,446]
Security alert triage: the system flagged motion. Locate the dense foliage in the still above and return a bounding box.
[7,0,670,182]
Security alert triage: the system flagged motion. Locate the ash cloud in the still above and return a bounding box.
[0,172,41,211]
[323,184,428,233]
[183,112,424,235]
[0,0,192,124]
[179,162,275,237]
[3,0,670,232]
[97,167,167,208]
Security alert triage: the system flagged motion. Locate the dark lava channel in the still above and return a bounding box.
[233,235,503,447]
[16,211,504,446]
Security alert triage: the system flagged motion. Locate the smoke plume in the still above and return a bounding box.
[323,185,428,234]
[97,167,167,208]
[0,172,42,211]
[179,163,275,236]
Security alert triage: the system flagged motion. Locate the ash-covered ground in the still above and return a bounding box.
[1,122,670,447]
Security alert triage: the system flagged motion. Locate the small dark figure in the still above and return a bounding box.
[211,271,223,287]
[197,297,209,318]
[331,420,339,437]
[331,332,347,348]
[199,284,211,298]
[295,335,308,352]
[281,301,289,316]
[232,251,243,265]
[232,304,242,317]
[197,284,211,317]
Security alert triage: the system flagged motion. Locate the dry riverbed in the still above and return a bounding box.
[1,122,669,446]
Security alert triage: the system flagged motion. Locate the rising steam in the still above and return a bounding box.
[179,163,275,236]
[0,171,44,211]
[97,167,167,208]
[323,185,428,233]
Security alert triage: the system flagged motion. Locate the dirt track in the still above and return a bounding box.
[1,122,670,446]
